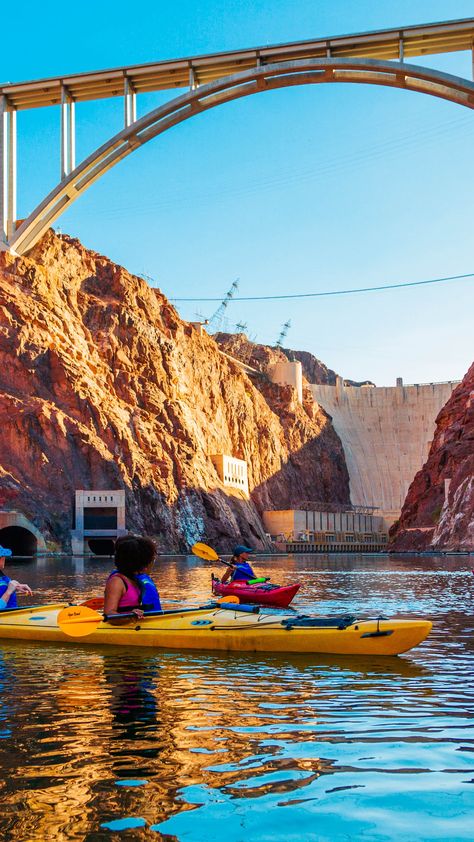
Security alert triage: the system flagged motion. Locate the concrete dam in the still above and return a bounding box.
[309,377,459,527]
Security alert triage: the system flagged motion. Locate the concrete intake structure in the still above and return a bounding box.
[310,377,459,527]
[71,490,126,555]
[210,454,249,497]
[268,361,303,403]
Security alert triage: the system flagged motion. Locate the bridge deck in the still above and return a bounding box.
[2,18,473,110]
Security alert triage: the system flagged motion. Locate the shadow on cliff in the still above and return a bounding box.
[250,435,350,516]
[122,426,351,553]
[125,481,272,553]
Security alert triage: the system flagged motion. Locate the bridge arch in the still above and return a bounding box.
[10,57,474,256]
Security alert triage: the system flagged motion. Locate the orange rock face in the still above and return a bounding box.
[0,231,349,551]
[215,332,374,386]
[389,362,474,552]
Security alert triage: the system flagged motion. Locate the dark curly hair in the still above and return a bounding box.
[114,535,157,576]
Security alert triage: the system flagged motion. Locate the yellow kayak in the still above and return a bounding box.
[0,603,432,656]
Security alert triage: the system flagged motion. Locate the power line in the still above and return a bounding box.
[170,272,474,302]
[89,113,473,221]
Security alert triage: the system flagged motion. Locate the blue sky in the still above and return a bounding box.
[2,0,473,385]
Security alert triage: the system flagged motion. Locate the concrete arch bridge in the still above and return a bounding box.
[1,18,473,255]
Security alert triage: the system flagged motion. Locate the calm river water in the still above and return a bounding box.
[0,553,473,841]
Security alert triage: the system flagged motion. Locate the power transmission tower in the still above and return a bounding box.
[207,279,239,333]
[139,273,156,285]
[235,321,248,334]
[275,319,291,348]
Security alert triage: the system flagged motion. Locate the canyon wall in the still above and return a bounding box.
[215,333,373,387]
[281,348,374,388]
[210,333,473,550]
[0,231,349,551]
[389,363,474,551]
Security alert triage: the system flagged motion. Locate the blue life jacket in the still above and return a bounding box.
[232,561,255,582]
[136,573,162,611]
[0,574,17,609]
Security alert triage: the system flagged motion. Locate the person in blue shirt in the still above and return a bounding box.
[0,545,32,610]
[221,545,256,584]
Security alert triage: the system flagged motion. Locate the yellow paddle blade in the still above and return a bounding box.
[57,605,103,637]
[192,542,219,561]
[217,595,240,604]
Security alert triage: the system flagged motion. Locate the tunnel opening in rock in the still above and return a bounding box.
[0,526,38,556]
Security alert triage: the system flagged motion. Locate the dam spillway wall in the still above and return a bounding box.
[309,378,459,526]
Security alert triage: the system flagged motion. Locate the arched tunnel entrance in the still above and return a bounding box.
[87,538,115,556]
[0,526,37,556]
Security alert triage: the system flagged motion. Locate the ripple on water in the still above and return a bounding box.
[0,553,473,840]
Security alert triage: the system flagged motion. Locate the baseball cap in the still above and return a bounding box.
[0,546,12,557]
[233,545,254,555]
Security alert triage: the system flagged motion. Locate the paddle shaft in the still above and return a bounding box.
[191,543,236,568]
[58,601,260,635]
[104,603,258,620]
[103,601,244,621]
[217,558,234,569]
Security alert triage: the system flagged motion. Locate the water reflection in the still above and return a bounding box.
[0,554,473,840]
[105,655,161,770]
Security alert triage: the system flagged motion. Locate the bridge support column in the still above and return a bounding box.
[0,96,17,246]
[189,64,198,90]
[60,85,75,180]
[124,77,137,127]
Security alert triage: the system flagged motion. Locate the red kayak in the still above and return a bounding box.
[212,578,300,608]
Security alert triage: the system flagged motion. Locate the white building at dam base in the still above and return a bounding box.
[263,507,388,552]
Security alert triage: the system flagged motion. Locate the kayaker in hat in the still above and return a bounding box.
[0,545,33,610]
[221,544,256,584]
[104,534,162,619]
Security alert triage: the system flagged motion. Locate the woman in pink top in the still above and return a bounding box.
[104,534,158,619]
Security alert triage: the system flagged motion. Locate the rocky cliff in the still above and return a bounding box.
[389,363,474,551]
[215,333,373,387]
[281,347,338,385]
[214,332,288,373]
[0,231,350,551]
